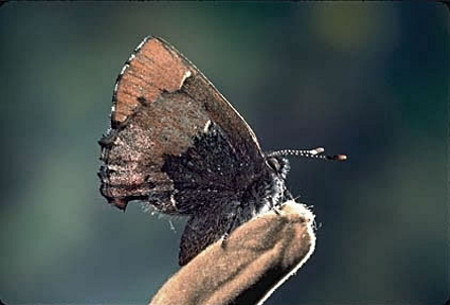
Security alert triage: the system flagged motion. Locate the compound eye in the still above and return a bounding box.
[266,157,281,173]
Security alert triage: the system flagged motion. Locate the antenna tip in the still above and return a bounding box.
[336,154,347,161]
[327,154,347,161]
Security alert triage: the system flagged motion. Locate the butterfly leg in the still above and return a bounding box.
[271,189,293,215]
[221,203,243,248]
[273,206,282,215]
[284,189,294,201]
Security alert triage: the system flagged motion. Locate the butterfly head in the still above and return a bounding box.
[265,155,290,180]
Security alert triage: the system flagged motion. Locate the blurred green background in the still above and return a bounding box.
[0,2,448,304]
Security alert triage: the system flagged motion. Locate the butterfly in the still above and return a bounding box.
[98,36,346,266]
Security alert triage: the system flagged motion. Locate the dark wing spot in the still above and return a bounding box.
[137,96,147,104]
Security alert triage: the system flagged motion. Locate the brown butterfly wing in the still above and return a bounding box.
[98,37,264,214]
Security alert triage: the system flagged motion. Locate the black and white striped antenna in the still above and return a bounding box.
[266,147,347,161]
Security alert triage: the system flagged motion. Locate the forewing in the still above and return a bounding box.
[98,37,264,212]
